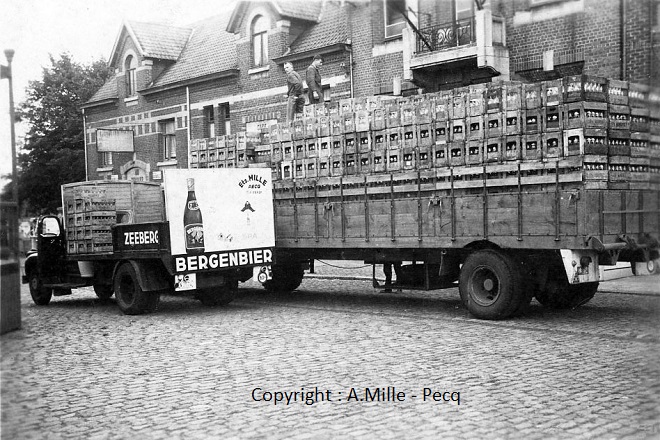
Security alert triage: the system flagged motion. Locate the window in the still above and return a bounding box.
[160,120,176,160]
[653,0,660,31]
[251,15,269,67]
[384,0,407,39]
[455,0,473,20]
[124,55,137,96]
[218,104,231,135]
[204,105,216,138]
[101,152,113,166]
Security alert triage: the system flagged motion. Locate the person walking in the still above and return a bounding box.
[284,62,304,124]
[306,55,323,105]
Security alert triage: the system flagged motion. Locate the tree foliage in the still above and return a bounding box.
[17,53,111,214]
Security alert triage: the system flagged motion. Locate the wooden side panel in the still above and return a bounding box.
[132,184,165,223]
[521,192,555,236]
[559,192,579,236]
[275,203,295,239]
[369,200,393,240]
[603,191,622,235]
[297,203,316,238]
[643,191,660,233]
[626,192,641,235]
[395,199,419,237]
[488,193,517,236]
[455,195,484,237]
[345,201,366,239]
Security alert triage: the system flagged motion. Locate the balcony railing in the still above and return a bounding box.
[415,17,475,54]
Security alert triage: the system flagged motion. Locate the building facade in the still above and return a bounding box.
[82,0,658,182]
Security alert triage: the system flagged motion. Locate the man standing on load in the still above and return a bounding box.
[306,55,323,105]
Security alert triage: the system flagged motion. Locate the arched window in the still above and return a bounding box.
[251,15,269,67]
[124,55,137,96]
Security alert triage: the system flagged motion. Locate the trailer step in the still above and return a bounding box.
[44,283,87,290]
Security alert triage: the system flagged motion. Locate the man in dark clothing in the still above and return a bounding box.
[306,55,323,104]
[383,261,403,292]
[284,62,304,124]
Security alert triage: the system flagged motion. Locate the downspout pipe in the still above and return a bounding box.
[620,0,627,80]
[82,109,88,181]
[186,86,191,166]
[349,47,354,98]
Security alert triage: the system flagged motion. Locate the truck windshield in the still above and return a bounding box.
[41,217,61,236]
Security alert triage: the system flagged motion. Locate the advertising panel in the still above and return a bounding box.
[96,129,135,152]
[163,168,275,274]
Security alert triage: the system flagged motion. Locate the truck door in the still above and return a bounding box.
[37,216,66,280]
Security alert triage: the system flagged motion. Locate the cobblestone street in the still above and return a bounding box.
[2,263,659,439]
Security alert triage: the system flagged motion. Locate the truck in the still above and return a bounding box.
[23,168,275,315]
[24,76,660,320]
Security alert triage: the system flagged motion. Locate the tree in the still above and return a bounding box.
[17,53,111,214]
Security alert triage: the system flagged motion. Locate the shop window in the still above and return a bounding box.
[160,119,176,160]
[251,15,269,67]
[124,55,137,96]
[384,0,407,39]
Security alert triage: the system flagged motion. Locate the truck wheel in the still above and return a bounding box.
[459,250,524,320]
[196,279,238,307]
[28,273,52,306]
[262,263,304,292]
[113,264,160,315]
[535,280,599,309]
[93,284,114,300]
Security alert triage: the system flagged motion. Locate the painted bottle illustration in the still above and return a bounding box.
[183,178,204,254]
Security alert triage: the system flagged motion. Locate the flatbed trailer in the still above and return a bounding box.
[267,161,659,320]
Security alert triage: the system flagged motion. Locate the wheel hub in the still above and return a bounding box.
[471,267,500,306]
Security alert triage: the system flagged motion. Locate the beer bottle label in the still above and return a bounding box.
[185,223,204,250]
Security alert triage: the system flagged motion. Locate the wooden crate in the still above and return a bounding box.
[62,181,164,226]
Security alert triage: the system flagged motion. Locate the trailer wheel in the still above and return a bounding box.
[197,279,238,307]
[93,284,114,300]
[535,279,599,309]
[114,264,160,315]
[262,263,304,292]
[28,273,52,306]
[459,250,524,320]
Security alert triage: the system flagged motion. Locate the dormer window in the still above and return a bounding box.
[125,55,137,96]
[251,15,269,67]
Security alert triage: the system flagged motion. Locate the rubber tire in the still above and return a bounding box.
[197,279,238,307]
[93,284,114,300]
[28,273,52,306]
[113,264,160,315]
[459,250,525,320]
[262,263,304,292]
[535,278,599,309]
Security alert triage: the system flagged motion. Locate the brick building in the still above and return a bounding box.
[82,0,658,182]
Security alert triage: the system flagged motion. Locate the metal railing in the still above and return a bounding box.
[416,17,475,54]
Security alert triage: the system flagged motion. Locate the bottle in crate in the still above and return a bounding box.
[486,83,503,113]
[468,84,486,117]
[466,140,483,166]
[317,157,331,177]
[451,88,468,119]
[418,146,432,170]
[372,108,387,131]
[387,148,402,171]
[357,131,371,153]
[372,149,388,173]
[607,79,629,106]
[608,130,631,156]
[543,106,562,131]
[355,110,370,132]
[628,82,649,109]
[542,79,563,107]
[523,83,542,109]
[523,108,541,133]
[448,141,466,167]
[608,105,631,131]
[467,115,484,140]
[450,118,465,142]
[434,121,449,144]
[504,110,522,135]
[485,137,503,163]
[433,143,449,168]
[630,107,650,132]
[630,132,650,158]
[543,131,563,159]
[485,112,503,138]
[563,75,607,103]
[504,135,521,161]
[522,134,542,161]
[358,152,372,173]
[417,123,433,147]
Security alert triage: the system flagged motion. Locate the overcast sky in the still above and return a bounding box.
[0,0,237,179]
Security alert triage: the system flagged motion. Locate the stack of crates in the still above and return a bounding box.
[183,76,659,190]
[64,188,115,255]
